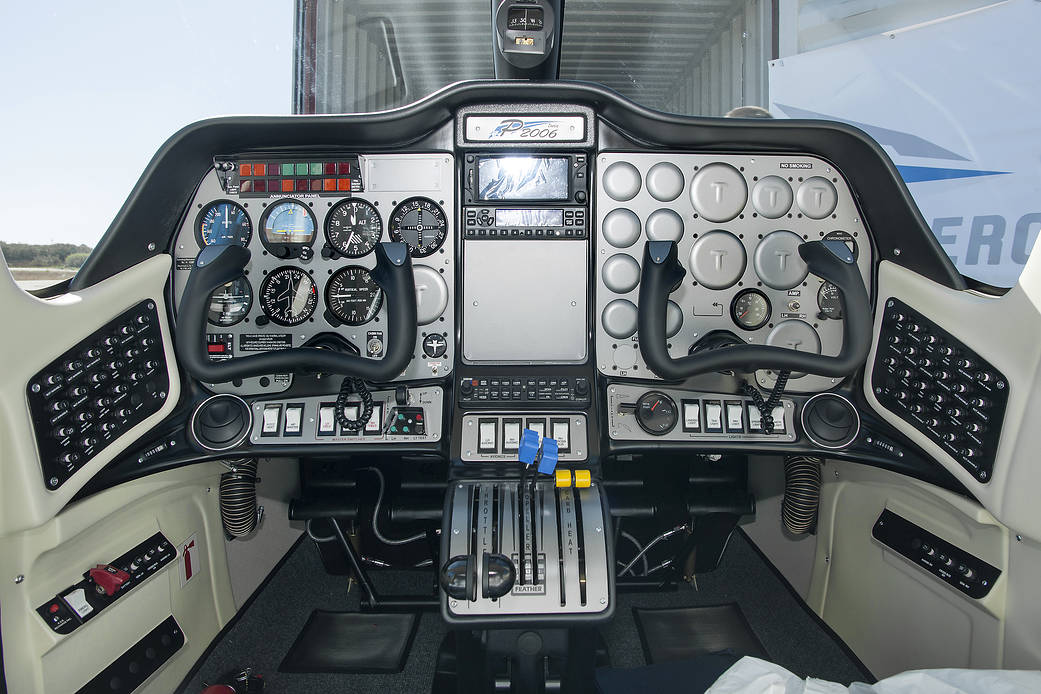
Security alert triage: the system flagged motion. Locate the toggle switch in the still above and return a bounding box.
[89,564,131,596]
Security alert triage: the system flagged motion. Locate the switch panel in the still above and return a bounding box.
[249,386,443,445]
[37,532,175,634]
[872,509,1000,599]
[872,298,1008,483]
[457,374,591,407]
[27,300,169,490]
[607,384,795,442]
[460,413,588,462]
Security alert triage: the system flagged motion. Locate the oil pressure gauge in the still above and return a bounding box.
[635,391,678,435]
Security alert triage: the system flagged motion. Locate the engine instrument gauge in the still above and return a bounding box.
[817,281,843,320]
[259,267,317,326]
[260,200,316,252]
[196,201,252,247]
[388,197,448,257]
[326,199,382,257]
[635,391,678,435]
[326,266,384,326]
[730,289,771,330]
[207,276,252,327]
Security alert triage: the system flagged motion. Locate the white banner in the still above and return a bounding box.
[769,0,1041,288]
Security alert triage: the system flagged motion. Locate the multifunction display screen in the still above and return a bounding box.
[494,208,564,227]
[477,157,569,201]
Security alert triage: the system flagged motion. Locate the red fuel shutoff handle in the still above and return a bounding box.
[89,564,130,596]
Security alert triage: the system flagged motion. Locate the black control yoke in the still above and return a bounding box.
[637,239,872,380]
[175,242,417,383]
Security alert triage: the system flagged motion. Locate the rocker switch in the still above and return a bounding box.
[89,564,131,596]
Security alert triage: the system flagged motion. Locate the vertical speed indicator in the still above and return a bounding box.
[388,197,447,257]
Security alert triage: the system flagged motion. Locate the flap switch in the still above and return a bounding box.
[89,564,130,596]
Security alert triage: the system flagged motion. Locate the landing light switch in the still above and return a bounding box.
[682,400,701,432]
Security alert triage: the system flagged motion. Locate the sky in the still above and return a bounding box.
[0,1,293,247]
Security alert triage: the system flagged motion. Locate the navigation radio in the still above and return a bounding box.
[463,153,588,238]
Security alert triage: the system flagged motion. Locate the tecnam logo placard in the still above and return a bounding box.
[465,115,586,142]
[490,118,559,139]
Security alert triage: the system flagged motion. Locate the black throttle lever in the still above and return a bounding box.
[175,242,417,382]
[637,239,872,380]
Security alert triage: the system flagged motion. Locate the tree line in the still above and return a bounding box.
[1,242,93,269]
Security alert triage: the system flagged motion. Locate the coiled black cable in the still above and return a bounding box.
[219,458,259,538]
[782,455,822,535]
[336,377,374,432]
[741,369,791,433]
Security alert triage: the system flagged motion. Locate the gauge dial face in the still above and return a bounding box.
[731,289,772,330]
[207,276,252,326]
[817,281,843,320]
[388,197,448,257]
[197,201,252,247]
[326,199,382,257]
[326,266,384,326]
[259,267,317,326]
[635,391,678,435]
[260,200,316,248]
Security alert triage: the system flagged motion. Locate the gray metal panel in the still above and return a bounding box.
[606,383,797,443]
[171,153,456,396]
[445,480,610,617]
[248,386,443,445]
[462,240,587,364]
[593,151,873,393]
[459,413,588,462]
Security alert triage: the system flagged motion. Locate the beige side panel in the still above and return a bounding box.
[864,259,1041,540]
[0,464,236,694]
[0,251,180,535]
[808,461,1007,678]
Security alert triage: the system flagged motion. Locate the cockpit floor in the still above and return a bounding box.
[178,529,871,693]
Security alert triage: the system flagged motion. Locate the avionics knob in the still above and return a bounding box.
[574,379,590,398]
[459,380,474,398]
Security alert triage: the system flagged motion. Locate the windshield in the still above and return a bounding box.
[3,0,1038,288]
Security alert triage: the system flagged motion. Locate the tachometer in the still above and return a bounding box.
[326,266,383,326]
[259,267,317,326]
[817,281,843,320]
[260,200,316,255]
[730,289,771,330]
[196,201,252,247]
[326,199,382,257]
[389,197,447,257]
[207,276,252,326]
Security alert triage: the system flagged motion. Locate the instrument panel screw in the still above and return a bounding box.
[14,575,24,584]
[600,597,607,605]
[893,248,902,256]
[147,242,156,251]
[31,384,40,393]
[49,477,59,487]
[1016,534,1023,542]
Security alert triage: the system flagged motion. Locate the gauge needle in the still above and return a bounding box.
[740,310,749,318]
[291,279,310,315]
[346,232,356,247]
[651,400,659,412]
